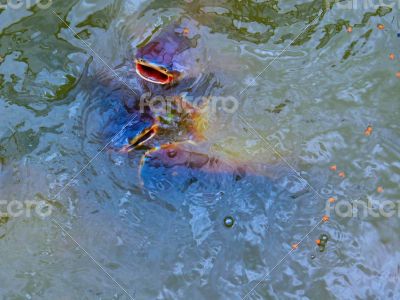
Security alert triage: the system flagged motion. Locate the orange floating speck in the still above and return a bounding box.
[338,171,346,178]
[329,197,336,203]
[389,53,395,60]
[183,27,190,36]
[377,24,385,30]
[364,125,373,136]
[396,72,400,78]
[315,239,321,245]
[322,215,329,222]
[377,186,384,193]
[330,165,337,171]
[291,243,299,250]
[347,26,353,33]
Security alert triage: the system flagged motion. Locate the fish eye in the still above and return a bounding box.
[167,149,177,158]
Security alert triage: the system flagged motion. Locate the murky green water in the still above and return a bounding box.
[0,0,399,299]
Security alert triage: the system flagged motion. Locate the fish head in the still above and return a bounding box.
[142,143,191,168]
[134,21,200,85]
[141,142,210,169]
[103,112,158,152]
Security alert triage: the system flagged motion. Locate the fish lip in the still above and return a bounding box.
[130,124,158,147]
[120,124,158,153]
[134,59,177,85]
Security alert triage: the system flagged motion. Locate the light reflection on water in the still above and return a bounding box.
[0,0,399,299]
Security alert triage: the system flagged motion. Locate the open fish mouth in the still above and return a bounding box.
[135,59,175,85]
[120,124,158,153]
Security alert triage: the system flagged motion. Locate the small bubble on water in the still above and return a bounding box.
[223,216,234,228]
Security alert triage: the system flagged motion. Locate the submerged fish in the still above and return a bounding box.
[95,19,280,198]
[139,142,280,184]
[97,19,209,153]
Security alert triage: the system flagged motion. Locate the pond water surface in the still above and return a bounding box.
[0,0,399,299]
